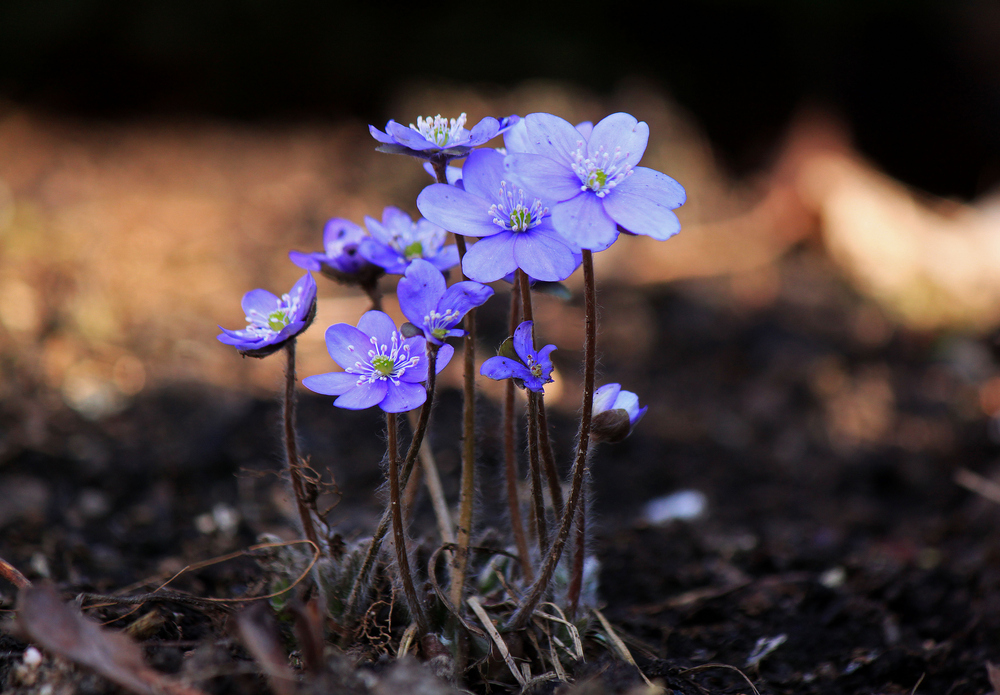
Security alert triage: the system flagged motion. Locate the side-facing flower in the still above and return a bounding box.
[397,259,493,345]
[416,148,579,283]
[369,113,505,161]
[504,112,686,252]
[590,383,647,443]
[289,218,383,287]
[218,273,317,358]
[303,311,453,413]
[481,320,556,393]
[358,206,458,275]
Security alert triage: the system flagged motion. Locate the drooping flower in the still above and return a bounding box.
[303,311,453,413]
[369,113,506,162]
[504,112,686,252]
[480,320,556,393]
[397,259,494,345]
[289,218,383,288]
[416,149,579,283]
[358,206,458,275]
[590,383,647,443]
[218,273,317,358]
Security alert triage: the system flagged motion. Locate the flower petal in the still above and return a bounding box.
[399,335,429,382]
[334,380,388,410]
[593,383,622,414]
[614,166,686,208]
[461,233,518,282]
[602,191,682,242]
[523,113,583,165]
[302,371,359,396]
[460,149,505,201]
[438,280,494,323]
[513,320,535,361]
[369,124,394,144]
[513,228,579,282]
[504,153,582,202]
[575,121,594,139]
[466,116,500,147]
[588,113,649,168]
[416,184,499,238]
[241,289,279,319]
[503,118,532,154]
[386,121,437,151]
[288,273,317,322]
[357,310,399,348]
[428,244,460,271]
[324,323,373,369]
[435,343,454,373]
[379,381,427,413]
[323,218,365,250]
[481,356,530,382]
[397,258,446,328]
[359,238,406,274]
[289,250,322,272]
[550,193,619,251]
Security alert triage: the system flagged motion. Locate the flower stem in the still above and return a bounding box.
[504,286,533,580]
[387,411,428,634]
[507,250,597,630]
[566,484,587,618]
[537,398,563,517]
[526,391,547,549]
[283,340,321,553]
[344,349,438,621]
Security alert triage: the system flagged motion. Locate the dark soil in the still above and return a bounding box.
[3,248,1000,694]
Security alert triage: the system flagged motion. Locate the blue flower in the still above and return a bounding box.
[591,383,647,442]
[358,206,459,275]
[397,259,494,345]
[369,113,505,161]
[504,112,686,252]
[218,273,317,357]
[416,149,579,283]
[289,218,383,287]
[303,310,453,413]
[480,320,556,393]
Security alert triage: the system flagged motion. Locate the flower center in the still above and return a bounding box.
[524,354,550,381]
[266,308,290,332]
[489,181,548,233]
[572,141,633,198]
[347,332,421,385]
[403,241,424,259]
[412,113,467,147]
[424,308,461,340]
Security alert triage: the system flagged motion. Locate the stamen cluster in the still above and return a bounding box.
[489,181,548,232]
[349,332,420,386]
[571,142,633,198]
[412,113,468,147]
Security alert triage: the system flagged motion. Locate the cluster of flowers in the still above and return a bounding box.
[220,110,681,427]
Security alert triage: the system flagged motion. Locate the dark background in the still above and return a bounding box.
[1,0,999,198]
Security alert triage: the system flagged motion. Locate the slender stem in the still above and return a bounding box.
[566,485,586,618]
[508,250,597,630]
[387,411,427,633]
[408,406,454,545]
[344,349,438,620]
[537,398,563,517]
[283,340,321,552]
[504,287,533,580]
[526,391,547,549]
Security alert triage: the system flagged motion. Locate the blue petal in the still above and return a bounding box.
[380,381,427,413]
[513,228,579,282]
[399,335,430,382]
[614,390,642,421]
[575,121,594,139]
[481,356,530,382]
[323,218,365,250]
[612,166,687,208]
[461,232,518,282]
[386,121,437,151]
[364,215,390,244]
[288,273,317,322]
[523,113,583,165]
[369,124,394,144]
[397,258,446,328]
[588,113,649,168]
[467,116,501,147]
[382,206,413,233]
[460,149,505,202]
[550,193,619,251]
[504,153,582,202]
[438,281,494,324]
[289,250,322,272]
[357,310,399,348]
[592,383,622,414]
[602,192,681,241]
[435,343,454,372]
[428,244,460,271]
[325,323,373,369]
[416,184,499,238]
[359,238,406,274]
[241,289,279,318]
[513,320,535,361]
[335,380,387,410]
[303,371,358,396]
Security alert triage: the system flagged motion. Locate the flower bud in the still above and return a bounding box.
[590,383,647,443]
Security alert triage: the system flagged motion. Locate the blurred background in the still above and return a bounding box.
[2,0,1000,449]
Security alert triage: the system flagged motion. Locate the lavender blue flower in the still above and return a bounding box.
[397,259,494,345]
[369,113,504,161]
[289,218,382,286]
[590,383,647,442]
[504,112,686,252]
[303,310,453,412]
[358,207,459,275]
[217,273,317,358]
[480,320,556,393]
[416,149,579,283]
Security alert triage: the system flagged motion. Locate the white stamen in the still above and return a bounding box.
[489,181,548,233]
[571,142,633,197]
[411,113,468,147]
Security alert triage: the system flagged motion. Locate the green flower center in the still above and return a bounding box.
[267,309,290,332]
[509,208,532,232]
[371,355,395,376]
[586,169,607,191]
[403,241,424,259]
[432,327,449,340]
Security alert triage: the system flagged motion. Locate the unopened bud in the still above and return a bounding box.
[591,408,633,443]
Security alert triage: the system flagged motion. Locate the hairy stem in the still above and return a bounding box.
[566,486,586,618]
[387,411,428,633]
[504,286,533,580]
[537,398,564,517]
[283,340,321,552]
[507,250,597,630]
